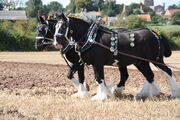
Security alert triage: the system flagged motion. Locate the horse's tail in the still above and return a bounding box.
[160,34,172,57]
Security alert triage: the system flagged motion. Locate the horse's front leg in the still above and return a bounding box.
[67,63,79,89]
[72,64,89,98]
[91,65,114,100]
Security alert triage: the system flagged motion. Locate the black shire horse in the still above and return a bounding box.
[54,13,180,100]
[36,16,134,98]
[35,16,89,98]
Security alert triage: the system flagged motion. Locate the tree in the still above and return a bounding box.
[93,0,104,11]
[66,0,76,13]
[151,15,165,24]
[38,5,49,16]
[134,9,142,14]
[107,1,116,16]
[168,4,178,10]
[126,3,140,16]
[102,0,122,17]
[126,15,146,29]
[74,0,94,12]
[47,1,63,14]
[0,0,16,10]
[0,3,3,10]
[172,11,180,25]
[25,0,43,18]
[142,6,153,13]
[67,0,106,13]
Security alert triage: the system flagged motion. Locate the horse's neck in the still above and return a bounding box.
[70,18,90,41]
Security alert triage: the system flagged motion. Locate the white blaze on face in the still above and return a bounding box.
[53,21,63,49]
[53,21,63,46]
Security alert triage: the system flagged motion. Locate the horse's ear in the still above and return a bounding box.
[56,12,67,21]
[61,13,68,21]
[38,16,46,24]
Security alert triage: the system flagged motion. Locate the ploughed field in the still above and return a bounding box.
[0,52,180,120]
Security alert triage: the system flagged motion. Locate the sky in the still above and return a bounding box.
[42,0,180,9]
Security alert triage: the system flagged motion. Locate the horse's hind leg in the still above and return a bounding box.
[135,62,161,98]
[153,60,180,98]
[111,66,128,95]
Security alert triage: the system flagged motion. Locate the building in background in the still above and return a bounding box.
[0,10,27,20]
[164,9,180,19]
[137,14,151,22]
[154,3,165,15]
[140,0,154,6]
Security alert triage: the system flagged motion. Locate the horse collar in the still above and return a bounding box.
[78,22,100,53]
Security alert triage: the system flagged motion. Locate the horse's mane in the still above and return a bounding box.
[68,17,90,26]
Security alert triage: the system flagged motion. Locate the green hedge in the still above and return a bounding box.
[0,27,35,51]
[163,31,180,50]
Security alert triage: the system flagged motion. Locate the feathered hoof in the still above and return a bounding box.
[170,84,180,98]
[72,83,88,98]
[72,91,88,98]
[91,93,108,101]
[111,86,125,97]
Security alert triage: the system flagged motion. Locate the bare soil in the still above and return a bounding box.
[0,52,180,120]
[0,61,180,98]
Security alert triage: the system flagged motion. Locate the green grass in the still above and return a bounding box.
[147,25,180,32]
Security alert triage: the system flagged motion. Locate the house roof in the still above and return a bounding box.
[167,9,180,14]
[0,10,27,20]
[137,14,151,22]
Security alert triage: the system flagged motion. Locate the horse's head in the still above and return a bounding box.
[53,13,90,49]
[35,16,56,50]
[53,13,70,49]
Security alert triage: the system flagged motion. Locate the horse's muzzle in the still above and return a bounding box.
[54,44,62,49]
[53,34,64,49]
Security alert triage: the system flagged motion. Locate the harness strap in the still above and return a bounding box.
[77,52,84,65]
[61,53,72,69]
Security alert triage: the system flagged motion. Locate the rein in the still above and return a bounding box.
[36,36,54,45]
[61,53,72,69]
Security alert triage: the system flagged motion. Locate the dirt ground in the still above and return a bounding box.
[0,52,180,120]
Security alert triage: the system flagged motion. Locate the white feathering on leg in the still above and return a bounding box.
[166,75,180,98]
[91,80,114,100]
[111,86,125,96]
[136,80,160,99]
[157,68,180,98]
[71,78,79,89]
[72,83,88,98]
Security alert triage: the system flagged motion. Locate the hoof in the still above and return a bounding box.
[171,87,180,98]
[72,83,88,98]
[134,94,148,101]
[111,86,125,96]
[91,93,107,101]
[72,91,88,98]
[136,81,161,99]
[91,80,113,101]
